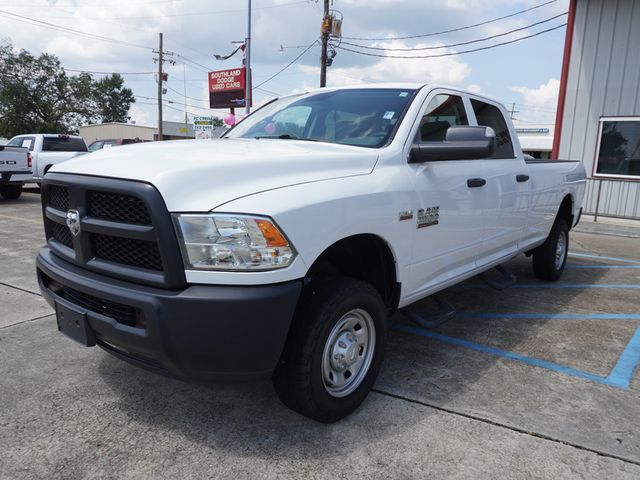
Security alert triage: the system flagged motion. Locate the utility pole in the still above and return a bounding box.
[320,0,330,87]
[157,33,164,140]
[245,0,252,114]
[509,102,520,120]
[183,63,188,133]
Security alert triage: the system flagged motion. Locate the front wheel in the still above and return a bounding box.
[273,278,387,423]
[532,219,569,281]
[0,184,23,200]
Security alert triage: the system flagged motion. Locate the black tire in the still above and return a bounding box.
[0,184,23,200]
[532,218,569,281]
[273,278,388,423]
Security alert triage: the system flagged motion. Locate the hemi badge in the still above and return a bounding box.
[399,210,413,221]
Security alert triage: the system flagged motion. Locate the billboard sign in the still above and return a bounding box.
[193,116,214,140]
[208,68,248,109]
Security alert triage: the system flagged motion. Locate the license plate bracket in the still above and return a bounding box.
[55,301,96,347]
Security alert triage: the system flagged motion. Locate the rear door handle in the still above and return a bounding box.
[516,174,530,182]
[467,178,486,188]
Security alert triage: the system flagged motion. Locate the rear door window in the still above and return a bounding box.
[42,137,87,152]
[470,99,515,159]
[416,94,468,142]
[7,136,35,151]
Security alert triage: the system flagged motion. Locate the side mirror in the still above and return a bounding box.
[409,125,496,163]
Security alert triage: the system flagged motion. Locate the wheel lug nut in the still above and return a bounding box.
[335,354,344,360]
[338,341,347,348]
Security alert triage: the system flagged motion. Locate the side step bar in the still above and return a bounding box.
[400,295,456,329]
[477,265,517,291]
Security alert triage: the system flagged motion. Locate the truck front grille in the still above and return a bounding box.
[93,234,163,271]
[48,185,69,211]
[41,174,186,289]
[88,191,152,225]
[51,222,73,249]
[61,285,139,327]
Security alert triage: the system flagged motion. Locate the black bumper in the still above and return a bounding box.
[37,247,302,382]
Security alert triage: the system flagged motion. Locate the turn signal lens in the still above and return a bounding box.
[255,219,289,247]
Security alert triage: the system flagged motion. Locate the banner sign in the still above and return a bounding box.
[208,68,249,109]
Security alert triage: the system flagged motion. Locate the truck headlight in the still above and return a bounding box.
[172,214,296,271]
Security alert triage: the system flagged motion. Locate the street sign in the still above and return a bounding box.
[208,67,250,109]
[193,116,214,140]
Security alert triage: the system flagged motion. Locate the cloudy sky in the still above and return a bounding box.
[0,0,568,126]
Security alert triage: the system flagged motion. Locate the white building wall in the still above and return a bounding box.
[558,0,640,219]
[79,123,156,144]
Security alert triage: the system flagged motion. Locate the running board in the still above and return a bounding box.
[477,265,517,291]
[400,295,456,329]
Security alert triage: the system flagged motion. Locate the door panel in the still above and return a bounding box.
[469,99,529,266]
[405,92,487,298]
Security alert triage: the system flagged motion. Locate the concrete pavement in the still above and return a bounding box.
[1,192,639,479]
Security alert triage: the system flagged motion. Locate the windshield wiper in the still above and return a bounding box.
[254,134,318,141]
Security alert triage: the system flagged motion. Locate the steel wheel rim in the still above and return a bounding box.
[555,230,567,270]
[321,308,376,398]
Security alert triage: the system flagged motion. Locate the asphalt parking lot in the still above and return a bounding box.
[1,192,640,479]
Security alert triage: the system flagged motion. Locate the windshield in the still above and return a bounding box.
[225,88,417,148]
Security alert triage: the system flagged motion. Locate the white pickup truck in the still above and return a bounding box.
[36,85,586,422]
[5,134,87,183]
[0,145,31,199]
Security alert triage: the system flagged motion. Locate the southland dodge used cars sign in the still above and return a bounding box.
[208,68,248,109]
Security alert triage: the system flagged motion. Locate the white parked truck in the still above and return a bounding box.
[36,85,586,422]
[6,134,87,183]
[0,144,31,199]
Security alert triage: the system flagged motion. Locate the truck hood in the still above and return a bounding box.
[52,138,379,211]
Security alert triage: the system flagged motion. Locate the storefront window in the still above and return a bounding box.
[594,118,640,179]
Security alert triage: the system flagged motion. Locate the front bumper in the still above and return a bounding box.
[37,246,302,382]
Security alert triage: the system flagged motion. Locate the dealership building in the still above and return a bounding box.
[554,0,640,219]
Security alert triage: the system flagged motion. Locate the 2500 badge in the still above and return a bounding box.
[417,206,439,228]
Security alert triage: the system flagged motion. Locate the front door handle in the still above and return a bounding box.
[516,174,530,182]
[467,178,486,188]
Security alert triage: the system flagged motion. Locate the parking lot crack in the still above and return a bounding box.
[0,313,54,331]
[371,388,640,467]
[0,281,42,297]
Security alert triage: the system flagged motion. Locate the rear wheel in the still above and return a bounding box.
[0,184,23,200]
[273,278,387,423]
[532,219,569,281]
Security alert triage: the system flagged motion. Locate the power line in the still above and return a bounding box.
[341,0,559,41]
[254,40,319,88]
[110,0,310,20]
[337,23,567,59]
[342,12,567,51]
[65,69,154,75]
[0,9,152,50]
[174,53,214,73]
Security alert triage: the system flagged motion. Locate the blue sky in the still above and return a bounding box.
[0,0,568,125]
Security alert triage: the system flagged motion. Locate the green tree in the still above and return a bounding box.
[0,40,96,137]
[91,73,135,123]
[0,41,136,137]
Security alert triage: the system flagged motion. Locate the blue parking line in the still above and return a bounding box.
[458,312,640,320]
[568,252,640,265]
[607,328,640,389]
[392,323,617,387]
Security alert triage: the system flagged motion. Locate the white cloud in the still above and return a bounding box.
[512,78,560,108]
[467,84,482,94]
[299,39,471,87]
[511,78,560,123]
[128,105,152,127]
